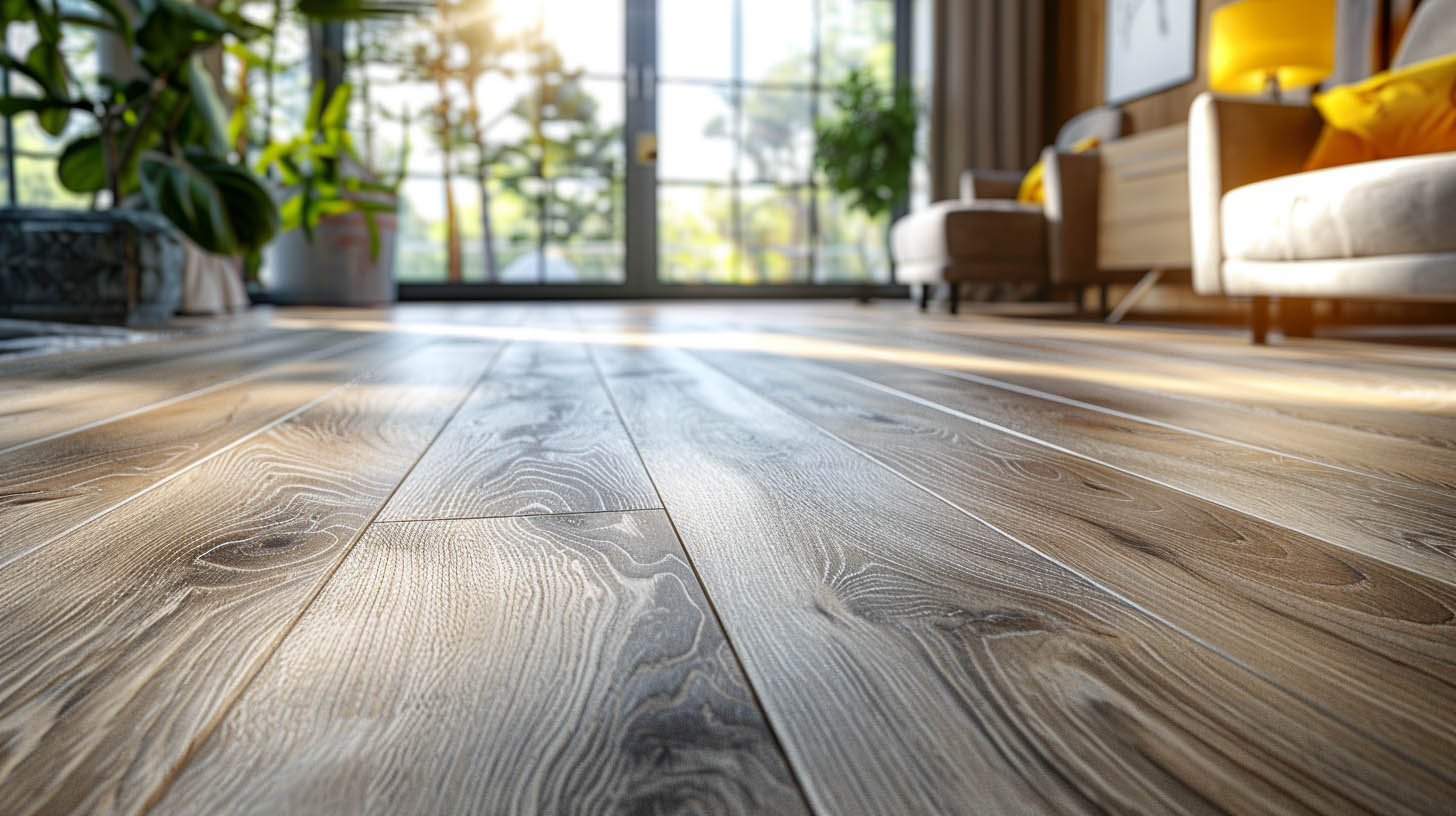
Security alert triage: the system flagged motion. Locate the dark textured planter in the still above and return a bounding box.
[0,208,186,327]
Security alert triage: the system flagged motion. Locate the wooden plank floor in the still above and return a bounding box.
[1,302,1453,815]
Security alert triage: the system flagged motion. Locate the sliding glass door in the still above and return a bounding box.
[374,0,627,285]
[655,0,895,286]
[381,0,905,296]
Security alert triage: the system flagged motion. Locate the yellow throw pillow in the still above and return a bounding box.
[1017,136,1100,204]
[1307,52,1456,170]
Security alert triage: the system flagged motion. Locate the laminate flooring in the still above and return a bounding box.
[2,301,1453,815]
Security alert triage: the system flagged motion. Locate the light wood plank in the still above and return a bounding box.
[720,325,1456,586]
[694,345,1456,787]
[0,341,500,816]
[588,339,1448,815]
[0,334,427,567]
[153,511,807,815]
[690,311,1456,512]
[380,340,658,521]
[0,327,359,453]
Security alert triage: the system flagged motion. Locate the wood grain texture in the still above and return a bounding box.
[588,339,1449,815]
[153,511,806,816]
[380,339,659,521]
[673,312,1456,580]
[747,323,1456,586]
[0,327,357,453]
[0,341,498,816]
[0,334,427,567]
[629,304,1456,497]
[856,312,1456,454]
[693,345,1456,792]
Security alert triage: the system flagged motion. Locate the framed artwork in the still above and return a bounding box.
[1104,0,1199,105]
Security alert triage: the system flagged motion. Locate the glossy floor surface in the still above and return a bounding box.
[2,302,1454,815]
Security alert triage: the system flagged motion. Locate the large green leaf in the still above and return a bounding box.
[0,95,85,117]
[320,82,351,131]
[140,152,237,254]
[86,0,135,45]
[134,0,230,75]
[24,41,70,135]
[192,154,280,252]
[139,152,279,255]
[185,56,229,155]
[1,0,34,25]
[58,135,107,193]
[294,0,429,19]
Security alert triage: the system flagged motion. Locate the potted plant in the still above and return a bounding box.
[254,80,406,305]
[0,0,279,325]
[813,67,917,278]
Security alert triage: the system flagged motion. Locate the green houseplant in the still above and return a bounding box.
[813,67,916,277]
[255,80,408,304]
[0,0,278,323]
[1,0,279,255]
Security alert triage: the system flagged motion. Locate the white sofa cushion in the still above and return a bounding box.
[1222,152,1456,262]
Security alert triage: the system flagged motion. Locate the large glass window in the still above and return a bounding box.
[657,0,895,284]
[1,12,96,209]
[355,1,626,285]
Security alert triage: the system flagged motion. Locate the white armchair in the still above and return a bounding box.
[1188,0,1456,342]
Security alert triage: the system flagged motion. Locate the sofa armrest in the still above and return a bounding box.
[1188,92,1324,295]
[960,168,1024,202]
[1042,147,1101,285]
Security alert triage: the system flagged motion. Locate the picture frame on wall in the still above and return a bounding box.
[1104,0,1199,105]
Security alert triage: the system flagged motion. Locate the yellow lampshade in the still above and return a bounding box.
[1209,0,1336,95]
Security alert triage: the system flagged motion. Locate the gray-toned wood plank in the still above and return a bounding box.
[380,340,658,521]
[642,306,1456,495]
[637,310,1456,583]
[587,340,1450,815]
[0,327,357,453]
[0,334,428,567]
[694,345,1456,791]
[774,308,1456,456]
[153,511,807,816]
[770,345,1456,586]
[0,341,500,816]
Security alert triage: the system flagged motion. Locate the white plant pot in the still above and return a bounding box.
[265,211,398,306]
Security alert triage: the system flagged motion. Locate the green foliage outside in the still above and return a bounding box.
[814,67,916,221]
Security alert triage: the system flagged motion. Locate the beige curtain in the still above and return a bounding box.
[929,0,1050,201]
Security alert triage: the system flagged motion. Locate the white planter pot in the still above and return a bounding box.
[265,211,398,306]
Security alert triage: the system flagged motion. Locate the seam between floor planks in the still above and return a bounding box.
[370,505,669,525]
[584,337,1452,813]
[0,331,375,457]
[701,310,1456,488]
[875,317,1456,453]
[138,337,516,815]
[0,337,514,815]
[676,315,1456,585]
[739,314,1456,495]
[0,333,429,573]
[574,318,822,816]
[150,509,809,815]
[820,364,1456,588]
[689,348,1456,784]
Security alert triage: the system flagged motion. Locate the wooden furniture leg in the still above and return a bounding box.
[1250,296,1270,344]
[948,282,960,315]
[917,284,929,312]
[1281,297,1315,338]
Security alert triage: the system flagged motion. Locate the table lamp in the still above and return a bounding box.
[1209,0,1336,100]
